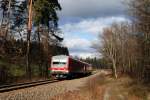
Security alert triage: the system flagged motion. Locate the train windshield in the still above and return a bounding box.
[52,62,66,66]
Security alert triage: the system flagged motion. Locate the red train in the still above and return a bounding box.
[49,55,92,79]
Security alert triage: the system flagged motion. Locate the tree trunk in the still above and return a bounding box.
[5,0,11,40]
[26,0,33,79]
[26,30,31,79]
[112,58,117,78]
[45,31,49,78]
[37,25,42,77]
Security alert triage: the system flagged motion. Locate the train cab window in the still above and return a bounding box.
[53,62,66,66]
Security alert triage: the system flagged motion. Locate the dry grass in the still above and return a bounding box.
[52,74,150,100]
[104,76,150,100]
[52,74,109,100]
[125,81,150,100]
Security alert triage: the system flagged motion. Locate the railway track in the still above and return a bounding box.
[0,72,95,93]
[0,79,59,93]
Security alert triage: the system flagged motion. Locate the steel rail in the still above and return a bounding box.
[0,80,58,93]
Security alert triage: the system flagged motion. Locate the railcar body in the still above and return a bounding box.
[49,55,92,78]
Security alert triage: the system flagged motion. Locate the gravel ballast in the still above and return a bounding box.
[0,71,102,100]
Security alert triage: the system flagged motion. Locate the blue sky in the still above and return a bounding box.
[58,0,130,58]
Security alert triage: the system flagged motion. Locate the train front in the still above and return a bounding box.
[49,55,69,79]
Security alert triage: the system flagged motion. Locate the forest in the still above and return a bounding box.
[93,0,150,82]
[0,0,69,84]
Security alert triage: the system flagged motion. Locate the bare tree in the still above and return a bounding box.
[99,24,119,78]
[94,22,140,79]
[128,0,150,81]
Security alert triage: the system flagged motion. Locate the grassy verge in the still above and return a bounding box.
[126,80,150,99]
[52,73,150,100]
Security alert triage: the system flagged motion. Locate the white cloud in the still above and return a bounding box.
[62,36,97,58]
[61,16,128,35]
[57,0,129,58]
[61,16,129,58]
[63,37,90,49]
[70,52,99,59]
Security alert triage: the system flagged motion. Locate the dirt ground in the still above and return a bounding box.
[52,72,150,100]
